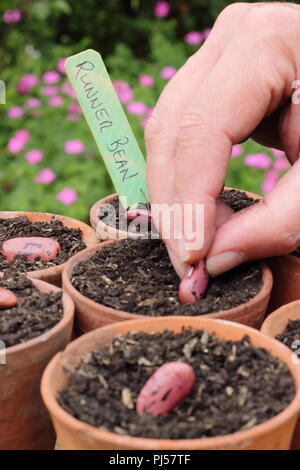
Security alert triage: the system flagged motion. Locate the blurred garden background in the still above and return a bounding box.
[0,0,292,222]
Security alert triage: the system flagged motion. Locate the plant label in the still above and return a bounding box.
[65,49,149,208]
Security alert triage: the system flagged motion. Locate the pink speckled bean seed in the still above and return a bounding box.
[124,209,152,225]
[2,237,61,262]
[0,288,17,309]
[179,198,234,305]
[136,361,196,417]
[179,259,209,305]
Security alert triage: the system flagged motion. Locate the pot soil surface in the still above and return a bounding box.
[74,188,263,316]
[276,320,300,351]
[0,216,86,272]
[59,329,294,439]
[0,270,63,347]
[71,238,262,316]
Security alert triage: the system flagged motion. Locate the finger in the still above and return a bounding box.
[207,159,300,276]
[171,34,294,265]
[279,84,300,164]
[167,198,234,281]
[146,39,225,270]
[178,199,233,304]
[146,3,252,231]
[146,39,222,206]
[166,245,186,279]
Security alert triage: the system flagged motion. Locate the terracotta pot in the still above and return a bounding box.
[261,300,300,449]
[90,189,262,241]
[41,316,300,450]
[63,240,273,333]
[0,278,74,450]
[266,255,300,313]
[0,211,98,286]
[90,193,141,241]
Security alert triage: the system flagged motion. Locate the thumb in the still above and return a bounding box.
[206,161,300,276]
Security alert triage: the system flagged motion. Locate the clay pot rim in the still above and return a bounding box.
[0,210,98,277]
[261,299,300,338]
[63,240,273,322]
[4,278,74,355]
[41,317,300,450]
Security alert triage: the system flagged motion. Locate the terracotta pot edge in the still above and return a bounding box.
[41,317,300,450]
[0,211,97,278]
[63,239,273,322]
[261,300,300,337]
[5,279,75,355]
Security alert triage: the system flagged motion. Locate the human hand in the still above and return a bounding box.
[145,2,300,290]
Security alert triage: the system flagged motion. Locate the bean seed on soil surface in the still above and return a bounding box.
[136,361,196,417]
[2,237,61,262]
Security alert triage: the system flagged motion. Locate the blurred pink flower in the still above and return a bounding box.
[127,102,147,116]
[139,74,154,87]
[17,74,38,94]
[42,85,58,97]
[57,58,66,74]
[68,102,82,113]
[25,149,43,165]
[43,71,60,84]
[274,158,290,172]
[57,188,78,205]
[271,148,285,159]
[160,66,176,80]
[15,129,30,145]
[244,153,271,170]
[35,168,56,184]
[184,31,203,45]
[64,140,85,154]
[202,28,212,40]
[118,88,133,104]
[61,83,76,98]
[262,170,278,193]
[7,106,23,119]
[7,137,26,153]
[3,9,22,23]
[25,97,41,108]
[113,80,133,104]
[48,96,64,107]
[231,144,243,157]
[154,1,170,18]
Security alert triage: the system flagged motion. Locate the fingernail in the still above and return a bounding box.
[176,238,190,263]
[206,251,246,277]
[166,245,186,279]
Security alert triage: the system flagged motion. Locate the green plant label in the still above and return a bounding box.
[65,49,149,207]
